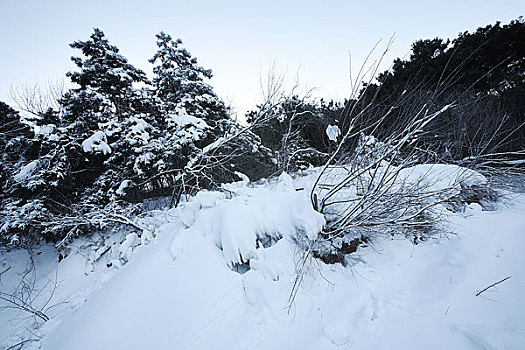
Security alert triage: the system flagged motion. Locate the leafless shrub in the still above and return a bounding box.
[38,204,146,248]
[0,248,55,323]
[287,37,518,305]
[9,80,66,119]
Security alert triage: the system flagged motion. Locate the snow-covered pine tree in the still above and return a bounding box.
[149,32,229,127]
[130,32,275,199]
[0,102,50,244]
[0,29,156,243]
[64,28,150,124]
[55,29,155,202]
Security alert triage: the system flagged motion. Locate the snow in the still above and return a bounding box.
[195,190,225,208]
[172,176,324,267]
[127,116,151,145]
[81,130,111,155]
[13,160,39,182]
[399,163,488,191]
[324,324,349,346]
[1,170,524,350]
[309,163,489,233]
[118,232,139,263]
[278,171,294,189]
[325,124,341,142]
[116,179,132,196]
[234,171,250,183]
[172,107,208,129]
[167,107,209,145]
[37,124,59,141]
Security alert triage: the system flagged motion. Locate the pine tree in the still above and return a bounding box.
[64,28,150,123]
[0,29,156,243]
[54,29,154,200]
[150,32,229,128]
[131,32,233,194]
[0,102,34,197]
[130,32,275,197]
[0,102,41,244]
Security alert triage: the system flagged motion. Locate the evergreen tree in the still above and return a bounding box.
[136,32,275,194]
[53,29,154,201]
[0,102,34,197]
[0,29,157,243]
[64,28,150,123]
[0,102,42,244]
[357,18,525,161]
[150,32,229,128]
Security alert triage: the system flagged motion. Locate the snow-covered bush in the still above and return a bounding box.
[171,174,325,268]
[308,99,499,264]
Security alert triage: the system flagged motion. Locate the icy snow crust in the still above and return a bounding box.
[1,166,524,349]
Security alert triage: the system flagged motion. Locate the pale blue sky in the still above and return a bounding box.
[0,0,522,116]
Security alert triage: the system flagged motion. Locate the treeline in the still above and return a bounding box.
[357,18,525,162]
[1,18,523,245]
[247,18,524,168]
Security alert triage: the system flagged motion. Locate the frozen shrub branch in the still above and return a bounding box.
[0,249,56,323]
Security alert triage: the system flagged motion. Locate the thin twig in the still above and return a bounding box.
[476,276,511,296]
[6,339,34,350]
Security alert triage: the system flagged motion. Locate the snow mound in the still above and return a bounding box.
[195,190,225,208]
[278,171,294,190]
[399,164,487,192]
[172,183,325,267]
[324,324,349,345]
[118,232,140,263]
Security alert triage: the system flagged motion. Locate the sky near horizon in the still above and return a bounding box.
[0,0,522,117]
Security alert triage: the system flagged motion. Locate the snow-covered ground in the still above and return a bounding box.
[1,171,524,349]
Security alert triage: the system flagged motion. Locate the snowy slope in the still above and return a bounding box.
[1,173,525,349]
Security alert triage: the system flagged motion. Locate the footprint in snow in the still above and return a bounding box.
[324,324,350,346]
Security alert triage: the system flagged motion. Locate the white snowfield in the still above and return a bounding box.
[1,166,524,349]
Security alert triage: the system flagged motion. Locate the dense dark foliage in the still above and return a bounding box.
[358,18,525,161]
[247,97,344,172]
[248,18,524,169]
[0,102,34,198]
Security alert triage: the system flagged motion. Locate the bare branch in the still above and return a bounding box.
[476,276,512,296]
